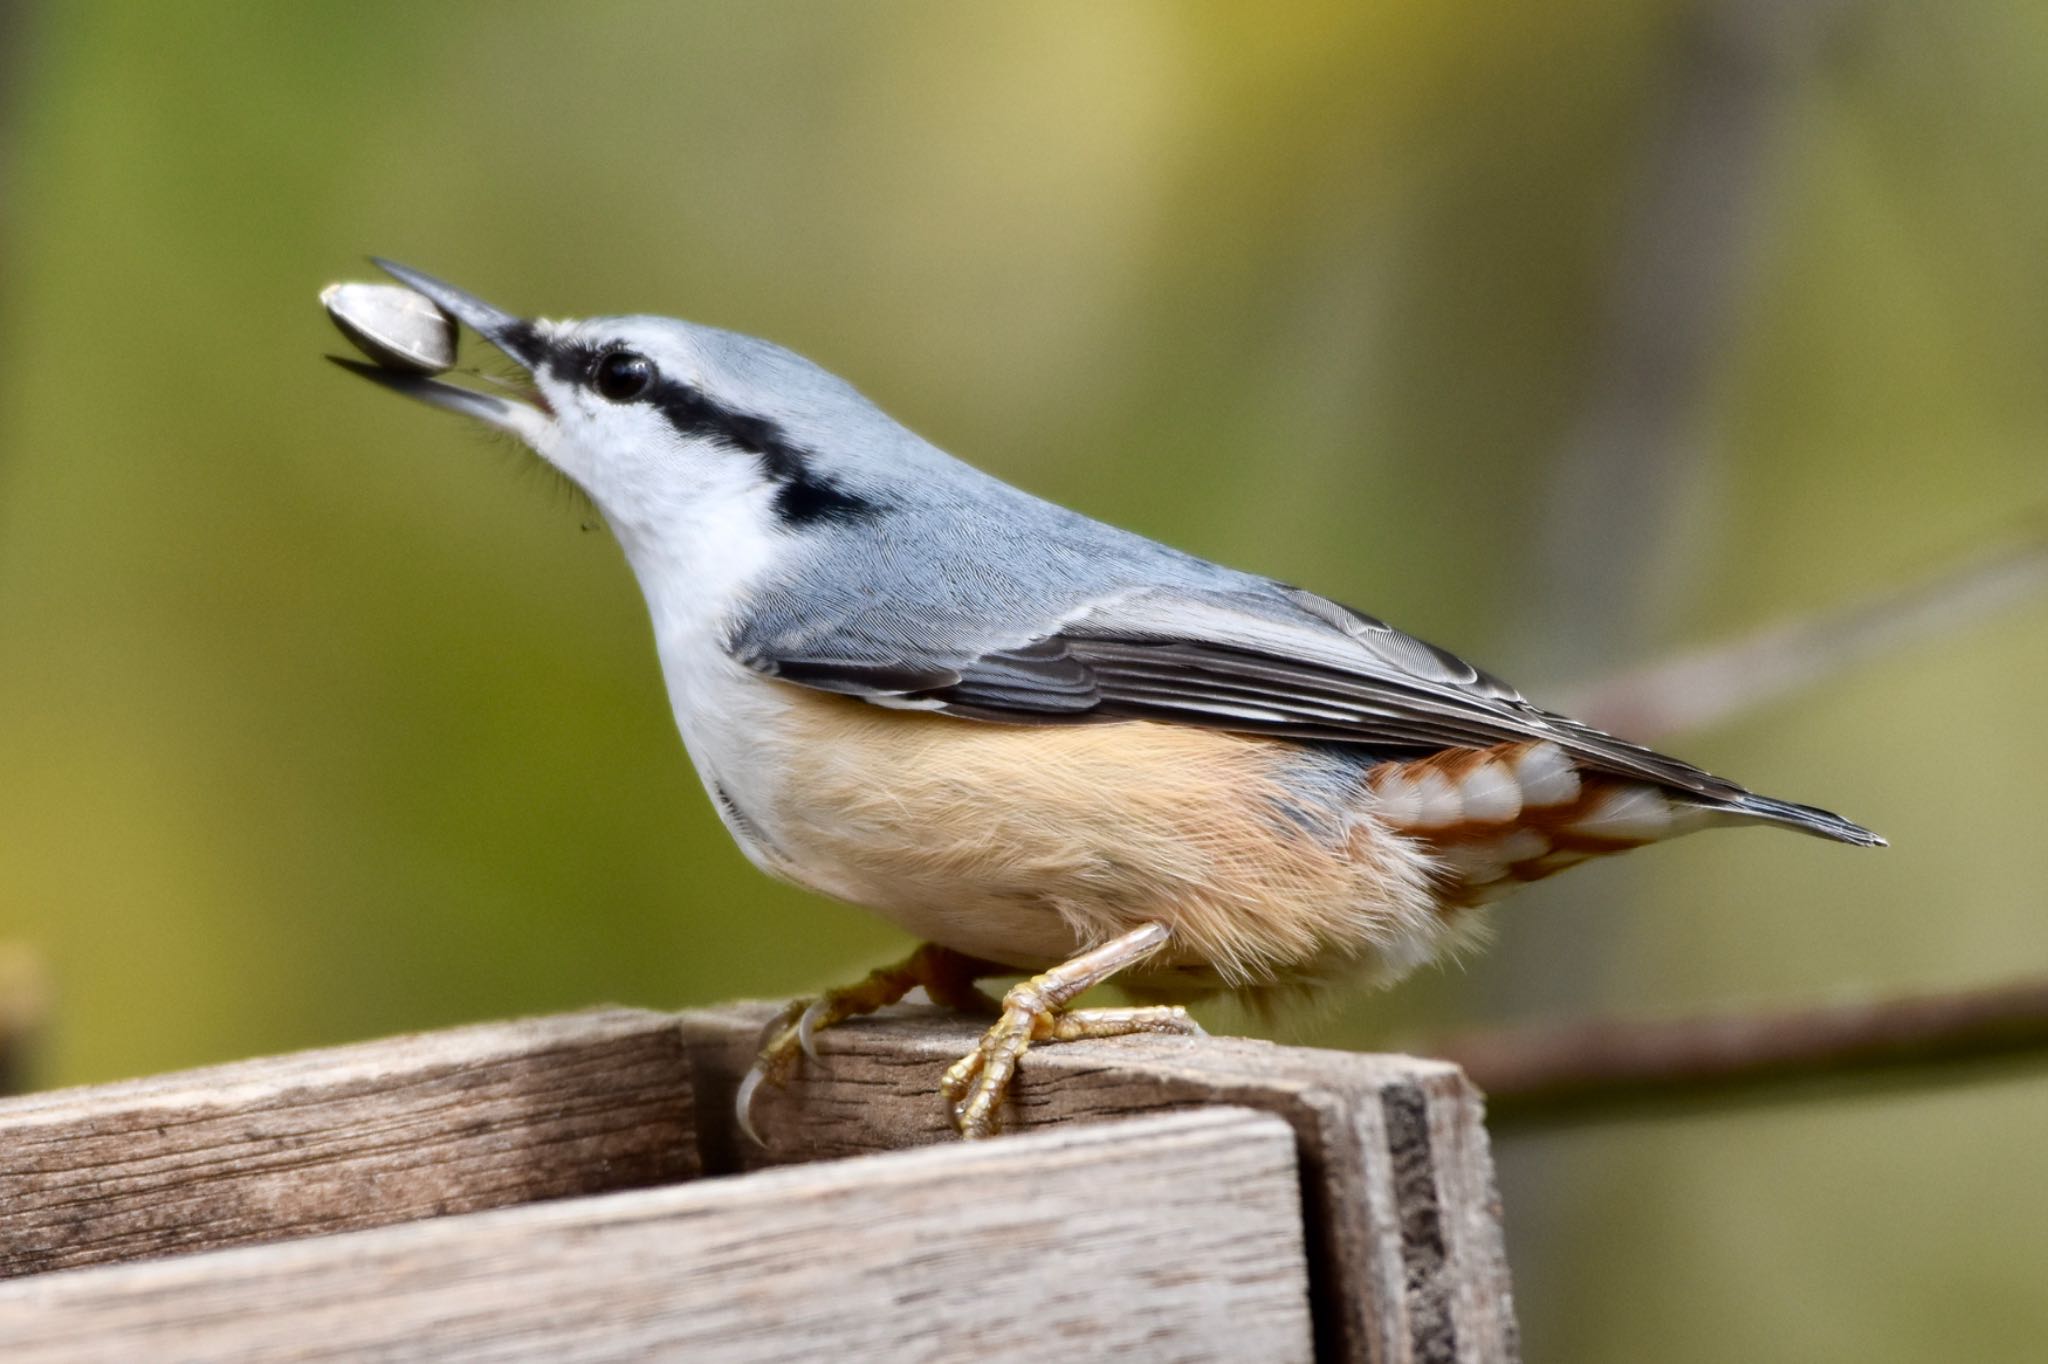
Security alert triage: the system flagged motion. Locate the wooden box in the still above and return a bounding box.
[0,1005,1518,1362]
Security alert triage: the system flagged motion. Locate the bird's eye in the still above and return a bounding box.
[592,349,655,402]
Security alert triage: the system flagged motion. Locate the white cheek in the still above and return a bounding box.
[523,389,598,489]
[624,470,784,647]
[524,381,779,610]
[547,410,784,691]
[531,398,652,506]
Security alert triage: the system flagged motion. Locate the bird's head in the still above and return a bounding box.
[333,261,901,583]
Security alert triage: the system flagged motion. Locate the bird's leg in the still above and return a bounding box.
[737,942,1000,1144]
[940,923,1202,1140]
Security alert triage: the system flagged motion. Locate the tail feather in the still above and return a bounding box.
[1710,793,1887,847]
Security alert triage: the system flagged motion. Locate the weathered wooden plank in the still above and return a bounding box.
[0,1009,697,1277]
[678,1003,1519,1364]
[0,1106,1313,1364]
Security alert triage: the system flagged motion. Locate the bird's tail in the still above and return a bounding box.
[1704,792,1887,847]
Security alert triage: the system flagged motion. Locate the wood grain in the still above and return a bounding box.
[679,1002,1519,1364]
[0,1106,1313,1364]
[0,1009,697,1277]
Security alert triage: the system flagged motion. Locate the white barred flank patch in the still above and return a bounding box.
[1490,828,1550,864]
[1368,740,1579,835]
[1568,784,1673,843]
[1456,758,1523,823]
[1510,742,1580,808]
[1362,739,1728,906]
[1407,771,1463,828]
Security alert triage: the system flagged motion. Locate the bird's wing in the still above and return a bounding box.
[734,578,1754,805]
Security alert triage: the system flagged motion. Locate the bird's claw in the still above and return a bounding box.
[941,996,1204,1140]
[939,984,1051,1139]
[735,929,1188,1145]
[796,995,835,1062]
[735,997,814,1147]
[733,944,996,1146]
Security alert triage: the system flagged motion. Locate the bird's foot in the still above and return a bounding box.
[936,924,1197,1139]
[941,1000,1201,1139]
[736,942,998,1145]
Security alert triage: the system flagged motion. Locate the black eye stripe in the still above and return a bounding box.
[541,340,601,383]
[642,376,885,527]
[533,333,886,528]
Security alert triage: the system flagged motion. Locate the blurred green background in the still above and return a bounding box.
[3,2,2046,1358]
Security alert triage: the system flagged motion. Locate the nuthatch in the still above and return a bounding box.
[327,261,1883,1140]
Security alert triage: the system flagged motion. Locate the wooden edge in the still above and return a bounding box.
[0,1008,698,1277]
[679,1001,1520,1364]
[0,1010,669,1121]
[0,1107,1314,1364]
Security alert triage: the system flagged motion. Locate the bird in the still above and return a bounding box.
[327,260,1884,1140]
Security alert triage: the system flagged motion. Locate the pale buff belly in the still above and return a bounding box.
[737,686,1452,992]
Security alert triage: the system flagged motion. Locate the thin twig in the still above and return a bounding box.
[1429,976,2048,1130]
[1557,530,2048,741]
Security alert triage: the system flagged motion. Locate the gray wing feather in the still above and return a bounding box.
[984,589,1749,801]
[733,526,1751,804]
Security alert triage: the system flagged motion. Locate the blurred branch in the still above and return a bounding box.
[0,0,24,483]
[1431,976,2048,1131]
[1556,529,2048,741]
[0,945,50,1097]
[1521,0,1855,671]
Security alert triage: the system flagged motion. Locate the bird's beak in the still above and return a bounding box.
[327,259,554,440]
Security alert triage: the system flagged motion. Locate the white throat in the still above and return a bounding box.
[608,498,801,873]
